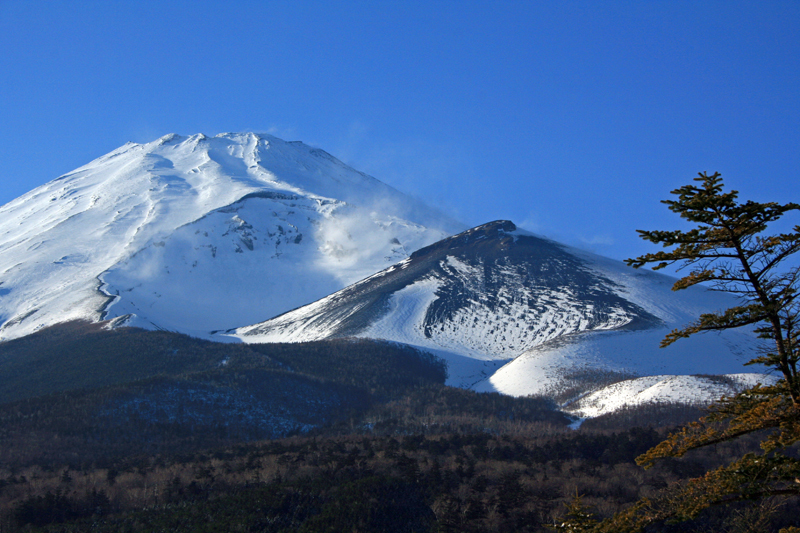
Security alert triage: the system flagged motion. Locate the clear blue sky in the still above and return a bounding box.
[1,1,798,263]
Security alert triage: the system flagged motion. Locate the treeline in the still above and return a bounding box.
[580,401,710,431]
[247,339,447,398]
[0,322,449,405]
[358,385,568,436]
[0,379,568,470]
[0,321,278,404]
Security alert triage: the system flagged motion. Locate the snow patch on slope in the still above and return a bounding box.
[566,373,778,418]
[473,323,760,398]
[360,276,444,346]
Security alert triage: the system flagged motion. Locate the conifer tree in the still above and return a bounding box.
[556,172,800,532]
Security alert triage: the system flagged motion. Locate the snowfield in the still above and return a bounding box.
[0,132,460,339]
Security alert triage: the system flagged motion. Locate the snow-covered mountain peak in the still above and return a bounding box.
[0,132,462,340]
[409,220,518,258]
[230,219,764,399]
[0,134,767,418]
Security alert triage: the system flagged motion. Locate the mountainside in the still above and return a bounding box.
[0,132,461,340]
[0,134,771,418]
[230,220,767,404]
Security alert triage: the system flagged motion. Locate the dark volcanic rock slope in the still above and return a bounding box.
[230,221,661,358]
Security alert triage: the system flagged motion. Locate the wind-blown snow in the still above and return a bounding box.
[0,132,461,339]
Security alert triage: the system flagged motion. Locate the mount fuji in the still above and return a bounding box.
[0,132,461,340]
[0,133,772,418]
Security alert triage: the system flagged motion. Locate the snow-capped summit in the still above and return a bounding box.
[0,132,462,340]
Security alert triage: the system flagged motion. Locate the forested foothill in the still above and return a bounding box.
[0,319,796,531]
